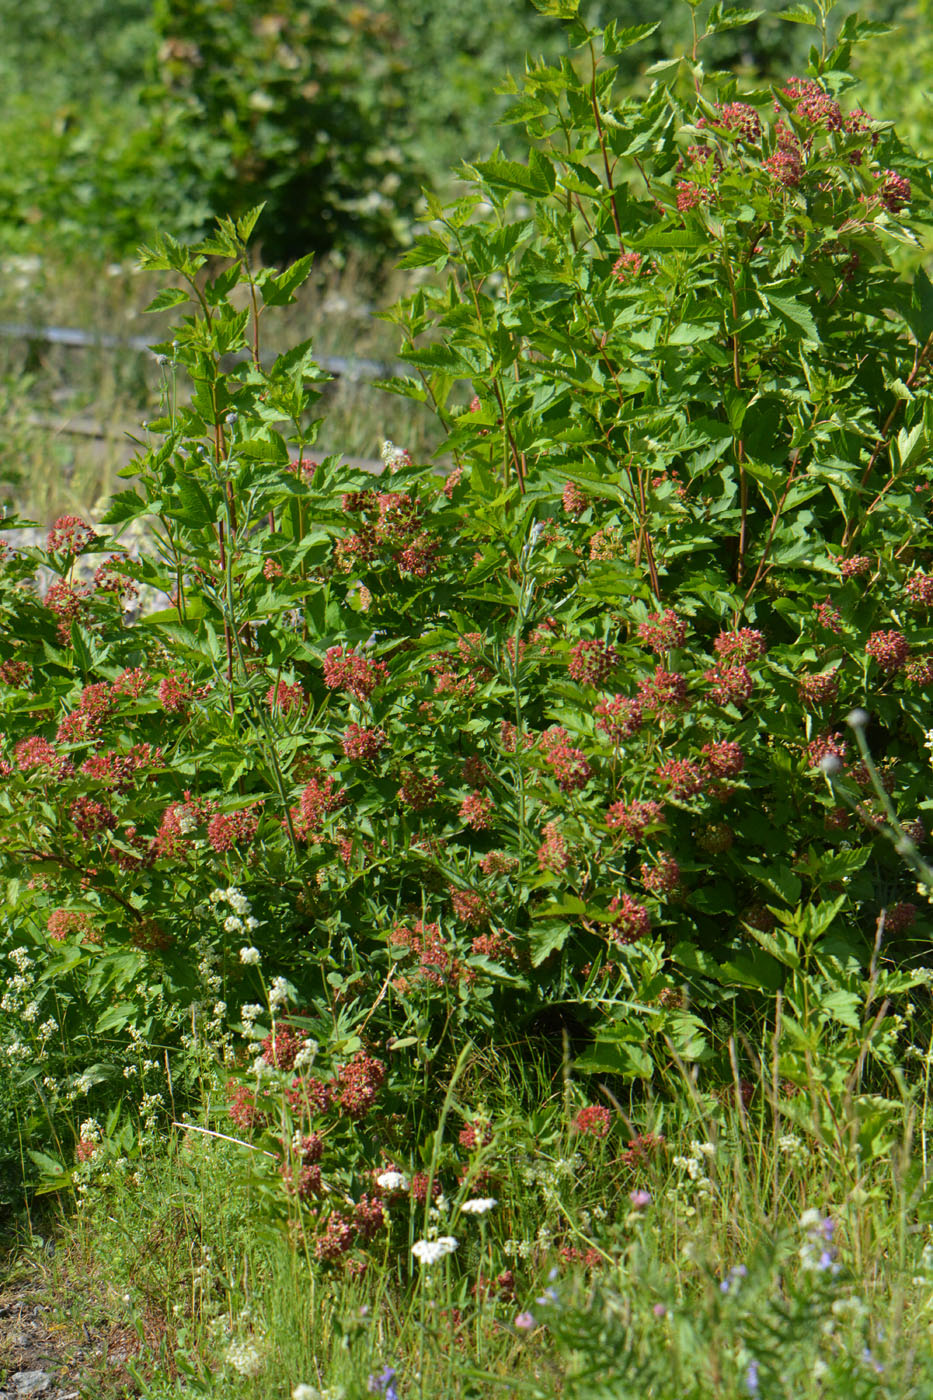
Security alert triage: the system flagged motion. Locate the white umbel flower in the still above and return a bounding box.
[460,1197,497,1215]
[411,1236,459,1265]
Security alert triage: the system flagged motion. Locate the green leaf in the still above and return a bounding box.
[528,920,571,966]
[765,293,820,342]
[472,156,555,198]
[602,20,660,54]
[144,287,190,314]
[778,3,819,23]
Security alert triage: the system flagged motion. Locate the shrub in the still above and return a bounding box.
[1,3,932,1190]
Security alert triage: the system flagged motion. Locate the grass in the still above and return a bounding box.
[0,250,447,525]
[5,1022,933,1400]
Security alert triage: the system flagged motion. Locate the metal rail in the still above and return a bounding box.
[0,321,401,382]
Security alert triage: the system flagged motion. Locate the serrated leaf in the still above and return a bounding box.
[144,287,190,314]
[529,920,571,966]
[779,3,818,23]
[766,293,820,342]
[602,20,660,55]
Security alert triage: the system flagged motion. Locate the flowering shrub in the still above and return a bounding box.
[1,4,933,1183]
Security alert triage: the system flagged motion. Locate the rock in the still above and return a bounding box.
[9,1373,52,1395]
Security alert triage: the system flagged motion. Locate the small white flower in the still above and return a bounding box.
[377,1170,409,1191]
[241,1002,263,1022]
[225,888,250,916]
[691,1140,715,1159]
[239,946,261,965]
[460,1197,497,1215]
[411,1236,459,1265]
[269,976,292,1009]
[225,915,245,934]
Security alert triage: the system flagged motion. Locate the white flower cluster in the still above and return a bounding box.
[411,1236,459,1265]
[79,1118,102,1143]
[777,1133,808,1166]
[269,976,293,1010]
[460,1197,497,1215]
[225,1338,265,1378]
[9,947,34,973]
[293,1385,345,1400]
[380,439,411,472]
[376,1170,409,1191]
[211,885,260,938]
[669,1141,716,1210]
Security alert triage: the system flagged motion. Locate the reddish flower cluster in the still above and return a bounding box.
[676,180,712,212]
[398,769,441,810]
[595,694,643,743]
[260,1023,307,1071]
[656,757,704,798]
[0,658,30,686]
[606,799,665,841]
[618,1132,665,1169]
[390,920,461,987]
[228,1082,262,1131]
[56,682,115,743]
[80,744,158,790]
[459,1119,493,1150]
[45,579,93,640]
[462,755,490,788]
[562,481,589,516]
[568,638,618,685]
[335,1052,385,1119]
[69,796,117,838]
[866,629,910,674]
[537,818,569,873]
[315,1212,356,1262]
[573,1104,611,1138]
[878,169,911,213]
[93,556,138,602]
[638,667,688,718]
[342,724,387,761]
[906,574,933,607]
[608,891,651,944]
[479,850,518,876]
[46,515,95,554]
[764,147,803,188]
[449,887,489,927]
[783,77,842,130]
[813,600,842,632]
[47,909,94,942]
[715,102,761,142]
[807,732,847,768]
[14,736,68,775]
[701,740,745,779]
[266,680,307,716]
[798,670,839,705]
[207,805,261,852]
[263,558,283,580]
[292,774,345,840]
[714,629,766,664]
[612,250,644,282]
[839,555,871,578]
[322,646,388,702]
[906,657,933,687]
[158,671,195,714]
[460,792,495,830]
[541,731,592,792]
[113,668,150,698]
[638,609,687,653]
[641,854,681,896]
[705,664,753,708]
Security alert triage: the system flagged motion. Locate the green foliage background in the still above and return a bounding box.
[0,0,923,262]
